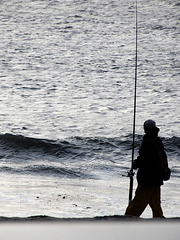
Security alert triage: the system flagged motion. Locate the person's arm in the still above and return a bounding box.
[133,156,142,169]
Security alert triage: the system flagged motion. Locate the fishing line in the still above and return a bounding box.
[128,0,138,203]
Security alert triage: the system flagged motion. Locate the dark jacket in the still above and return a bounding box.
[133,133,167,186]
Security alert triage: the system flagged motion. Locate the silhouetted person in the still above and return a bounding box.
[125,119,170,218]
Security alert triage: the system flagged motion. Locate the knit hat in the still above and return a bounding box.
[144,119,160,133]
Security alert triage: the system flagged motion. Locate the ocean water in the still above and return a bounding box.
[0,0,179,218]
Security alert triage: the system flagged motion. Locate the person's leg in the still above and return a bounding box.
[149,186,163,218]
[125,185,152,217]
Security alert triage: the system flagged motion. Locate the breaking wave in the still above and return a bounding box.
[0,133,179,179]
[0,133,179,155]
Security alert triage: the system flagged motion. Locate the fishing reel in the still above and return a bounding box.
[127,169,135,178]
[122,169,135,178]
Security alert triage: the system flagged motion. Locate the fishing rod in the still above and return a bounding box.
[128,0,138,203]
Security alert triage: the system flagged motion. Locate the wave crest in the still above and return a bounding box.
[0,133,179,156]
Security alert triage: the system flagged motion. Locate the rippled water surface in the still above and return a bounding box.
[0,0,179,218]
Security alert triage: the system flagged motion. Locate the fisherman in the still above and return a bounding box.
[125,119,170,218]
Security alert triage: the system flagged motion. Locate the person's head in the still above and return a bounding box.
[144,119,160,136]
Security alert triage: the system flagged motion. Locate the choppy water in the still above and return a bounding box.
[0,0,179,218]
